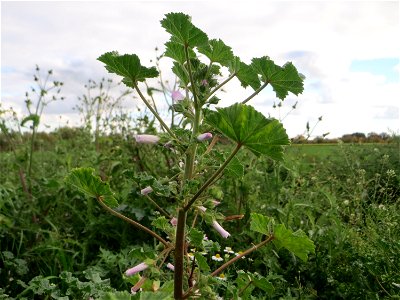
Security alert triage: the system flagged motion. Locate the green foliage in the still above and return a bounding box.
[197,39,234,67]
[205,103,290,159]
[97,52,159,85]
[160,12,208,47]
[20,114,40,128]
[64,167,118,208]
[229,57,261,90]
[251,56,305,100]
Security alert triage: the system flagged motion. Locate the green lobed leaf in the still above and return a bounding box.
[229,57,261,90]
[273,224,315,262]
[160,13,208,47]
[164,41,196,65]
[198,39,234,67]
[172,62,189,85]
[250,213,273,235]
[189,228,205,249]
[205,103,290,160]
[21,114,40,128]
[194,253,211,273]
[251,56,304,100]
[97,52,158,85]
[65,167,118,208]
[225,156,244,178]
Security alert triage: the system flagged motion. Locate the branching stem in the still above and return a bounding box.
[241,81,269,104]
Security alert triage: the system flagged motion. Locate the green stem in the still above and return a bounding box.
[204,72,236,102]
[184,143,242,212]
[96,196,170,247]
[133,82,177,139]
[241,81,269,104]
[174,208,187,299]
[145,195,171,218]
[184,44,199,109]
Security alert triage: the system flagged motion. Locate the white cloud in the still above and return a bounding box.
[1,1,399,137]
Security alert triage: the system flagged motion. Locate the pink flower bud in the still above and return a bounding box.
[212,200,221,206]
[197,132,212,141]
[141,186,153,195]
[166,263,175,271]
[125,262,148,276]
[135,134,160,144]
[198,206,207,212]
[170,217,178,226]
[201,79,208,86]
[212,220,230,238]
[171,90,185,102]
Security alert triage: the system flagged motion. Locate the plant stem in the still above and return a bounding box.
[184,44,199,109]
[184,143,242,212]
[174,208,187,299]
[204,72,236,102]
[145,195,171,218]
[241,81,269,104]
[96,196,170,247]
[133,82,177,140]
[211,235,274,277]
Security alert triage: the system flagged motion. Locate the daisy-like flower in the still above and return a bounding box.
[125,262,148,276]
[197,132,213,141]
[216,273,226,281]
[140,186,153,195]
[211,253,223,262]
[187,252,195,261]
[171,90,185,102]
[135,134,160,144]
[212,220,230,238]
[224,247,234,254]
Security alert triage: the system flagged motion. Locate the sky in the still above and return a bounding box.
[1,0,399,138]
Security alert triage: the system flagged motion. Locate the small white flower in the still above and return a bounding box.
[187,253,195,260]
[216,273,226,280]
[166,263,175,271]
[224,247,234,254]
[212,253,223,262]
[235,251,246,259]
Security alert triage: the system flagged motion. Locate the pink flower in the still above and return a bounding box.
[171,90,185,102]
[212,200,221,206]
[170,217,178,226]
[197,132,213,141]
[135,134,160,144]
[201,79,208,86]
[141,186,153,195]
[198,206,207,212]
[166,263,175,271]
[125,262,148,276]
[212,220,230,238]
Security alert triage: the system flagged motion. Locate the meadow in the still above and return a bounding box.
[0,129,399,299]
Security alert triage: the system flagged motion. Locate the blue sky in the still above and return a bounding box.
[1,1,399,138]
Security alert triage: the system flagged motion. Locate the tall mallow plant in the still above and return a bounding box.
[65,12,313,299]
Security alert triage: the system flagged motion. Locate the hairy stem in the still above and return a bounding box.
[133,82,177,139]
[204,73,236,102]
[241,81,269,104]
[211,235,274,277]
[174,208,187,299]
[96,196,170,247]
[184,143,242,212]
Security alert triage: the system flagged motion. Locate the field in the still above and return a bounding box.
[0,131,399,299]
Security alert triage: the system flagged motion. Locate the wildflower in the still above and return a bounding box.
[171,90,185,102]
[212,220,230,238]
[166,263,175,271]
[140,186,153,195]
[125,262,148,276]
[170,217,178,226]
[216,273,226,281]
[135,134,160,144]
[198,206,207,212]
[201,79,208,86]
[212,200,221,206]
[212,253,223,262]
[224,247,234,254]
[187,252,195,260]
[197,132,213,141]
